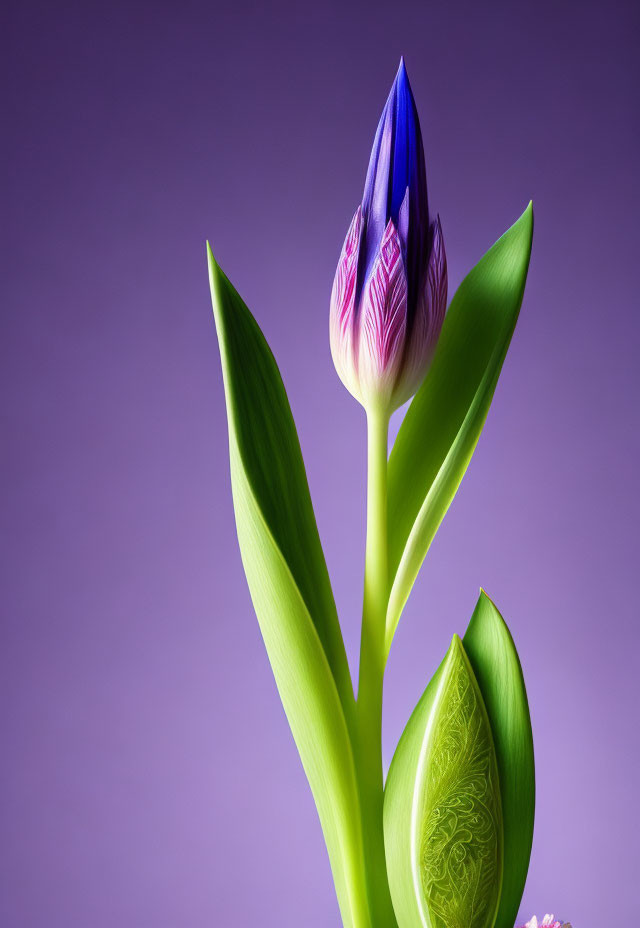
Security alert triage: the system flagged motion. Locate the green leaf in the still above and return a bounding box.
[463,590,535,928]
[208,247,369,927]
[384,635,503,928]
[207,245,352,708]
[386,205,534,650]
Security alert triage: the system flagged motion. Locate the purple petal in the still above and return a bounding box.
[394,214,447,405]
[425,214,447,338]
[361,60,430,318]
[361,96,395,284]
[358,220,408,405]
[397,186,410,257]
[329,206,363,398]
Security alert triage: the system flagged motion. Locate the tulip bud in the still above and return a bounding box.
[330,59,447,413]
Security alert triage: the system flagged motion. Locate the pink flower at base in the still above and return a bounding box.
[521,915,573,928]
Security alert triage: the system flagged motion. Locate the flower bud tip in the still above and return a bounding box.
[329,62,447,413]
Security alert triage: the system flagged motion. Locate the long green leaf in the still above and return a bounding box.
[384,636,503,928]
[207,245,353,708]
[386,205,534,650]
[463,590,535,928]
[208,247,368,927]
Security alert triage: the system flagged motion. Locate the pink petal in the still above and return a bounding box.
[329,206,363,398]
[358,219,408,407]
[394,213,448,406]
[523,917,567,928]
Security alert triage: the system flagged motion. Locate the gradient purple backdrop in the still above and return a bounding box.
[2,0,639,925]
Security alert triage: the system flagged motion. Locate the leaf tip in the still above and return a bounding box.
[520,200,534,241]
[206,242,228,342]
[206,241,219,277]
[478,586,497,609]
[448,632,465,661]
[468,589,517,656]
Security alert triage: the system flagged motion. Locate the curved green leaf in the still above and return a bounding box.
[208,245,353,709]
[384,636,502,928]
[208,247,368,927]
[383,657,445,928]
[386,205,534,651]
[463,590,535,928]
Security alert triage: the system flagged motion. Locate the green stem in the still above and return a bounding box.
[356,406,397,926]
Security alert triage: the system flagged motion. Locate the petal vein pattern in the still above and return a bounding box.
[330,207,363,395]
[359,220,408,400]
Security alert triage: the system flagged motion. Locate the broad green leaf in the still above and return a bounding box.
[384,636,502,928]
[386,205,534,650]
[383,657,445,928]
[208,247,369,927]
[207,246,353,709]
[463,590,535,928]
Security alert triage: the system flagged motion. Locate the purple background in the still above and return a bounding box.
[3,0,638,924]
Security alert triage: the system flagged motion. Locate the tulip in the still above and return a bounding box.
[329,61,449,927]
[330,58,447,414]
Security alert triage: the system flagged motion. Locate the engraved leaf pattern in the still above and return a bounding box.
[420,638,502,928]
